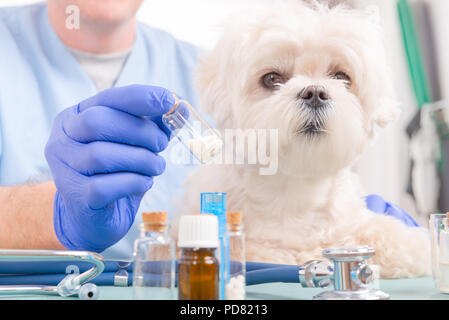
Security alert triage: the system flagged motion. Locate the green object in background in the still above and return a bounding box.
[397,0,432,108]
[398,0,444,174]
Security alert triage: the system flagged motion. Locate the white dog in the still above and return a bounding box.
[175,1,431,278]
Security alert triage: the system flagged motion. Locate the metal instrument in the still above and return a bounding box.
[0,249,104,299]
[299,245,390,300]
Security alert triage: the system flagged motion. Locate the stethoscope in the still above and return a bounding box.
[0,249,104,299]
[0,245,389,300]
[247,246,389,300]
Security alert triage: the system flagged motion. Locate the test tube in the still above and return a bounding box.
[162,94,223,164]
[200,192,228,300]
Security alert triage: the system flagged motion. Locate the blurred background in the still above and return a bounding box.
[2,0,448,225]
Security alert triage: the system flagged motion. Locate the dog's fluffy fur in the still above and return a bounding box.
[175,1,431,278]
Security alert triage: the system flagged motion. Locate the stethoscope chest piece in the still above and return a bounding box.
[313,246,390,300]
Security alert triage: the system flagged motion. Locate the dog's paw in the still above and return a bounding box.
[354,215,431,278]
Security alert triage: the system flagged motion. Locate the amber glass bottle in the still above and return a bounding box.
[177,215,219,300]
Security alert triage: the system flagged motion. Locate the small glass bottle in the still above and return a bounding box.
[438,213,449,293]
[162,94,223,164]
[177,214,220,300]
[132,211,175,300]
[226,211,246,300]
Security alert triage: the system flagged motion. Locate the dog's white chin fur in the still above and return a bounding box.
[173,1,431,278]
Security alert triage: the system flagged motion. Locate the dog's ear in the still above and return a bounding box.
[373,98,401,128]
[369,50,401,128]
[194,45,235,130]
[358,13,401,130]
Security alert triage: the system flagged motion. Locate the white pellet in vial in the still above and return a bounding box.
[187,135,223,164]
[162,94,223,164]
[225,275,246,300]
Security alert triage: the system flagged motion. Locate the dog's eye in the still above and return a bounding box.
[331,71,351,88]
[261,72,285,89]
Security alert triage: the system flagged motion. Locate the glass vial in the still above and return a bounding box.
[177,214,220,300]
[132,211,175,299]
[201,192,228,300]
[162,93,223,164]
[439,214,449,293]
[430,213,447,287]
[226,211,246,300]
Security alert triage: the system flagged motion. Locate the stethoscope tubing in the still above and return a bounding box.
[0,261,300,286]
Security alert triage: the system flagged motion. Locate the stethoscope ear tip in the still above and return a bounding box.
[78,283,99,300]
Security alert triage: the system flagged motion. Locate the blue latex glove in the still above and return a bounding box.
[365,194,420,227]
[45,85,175,252]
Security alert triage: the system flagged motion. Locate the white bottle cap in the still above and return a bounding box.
[177,214,219,248]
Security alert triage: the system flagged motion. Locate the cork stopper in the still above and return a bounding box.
[142,211,167,232]
[227,211,243,232]
[227,211,242,224]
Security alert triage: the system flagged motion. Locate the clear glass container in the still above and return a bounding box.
[225,211,246,300]
[162,94,223,164]
[433,214,449,294]
[132,212,175,299]
[439,224,449,294]
[430,213,447,287]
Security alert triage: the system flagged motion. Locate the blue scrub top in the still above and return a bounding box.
[0,3,200,259]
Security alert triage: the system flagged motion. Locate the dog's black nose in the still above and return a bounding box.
[298,85,330,107]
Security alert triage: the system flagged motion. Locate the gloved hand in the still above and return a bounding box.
[365,194,420,227]
[45,85,175,252]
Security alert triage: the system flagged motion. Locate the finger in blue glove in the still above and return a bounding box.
[45,85,175,252]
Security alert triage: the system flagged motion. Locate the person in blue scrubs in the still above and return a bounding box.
[0,0,199,259]
[0,1,420,261]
